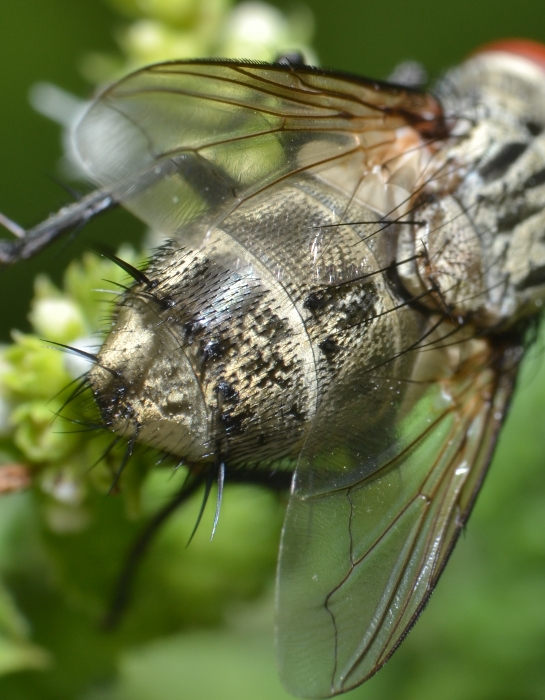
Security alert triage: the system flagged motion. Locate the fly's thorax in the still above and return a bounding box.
[397,49,545,328]
[88,179,414,472]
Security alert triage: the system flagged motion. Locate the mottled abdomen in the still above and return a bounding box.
[89,176,424,471]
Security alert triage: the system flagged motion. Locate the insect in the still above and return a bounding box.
[2,38,545,699]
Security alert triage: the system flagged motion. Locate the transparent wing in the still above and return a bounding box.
[74,60,445,243]
[276,334,520,698]
[75,60,492,699]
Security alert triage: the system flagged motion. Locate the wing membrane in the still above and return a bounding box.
[276,338,519,698]
[74,60,446,243]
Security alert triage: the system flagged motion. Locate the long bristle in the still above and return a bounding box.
[90,245,154,289]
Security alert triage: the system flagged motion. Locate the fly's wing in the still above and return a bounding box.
[276,336,521,698]
[74,60,475,699]
[73,60,446,244]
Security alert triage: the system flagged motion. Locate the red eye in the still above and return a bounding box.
[472,38,545,71]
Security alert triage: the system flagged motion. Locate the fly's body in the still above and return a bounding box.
[3,40,545,699]
[93,176,422,471]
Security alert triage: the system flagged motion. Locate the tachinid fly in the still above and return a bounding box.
[2,38,545,699]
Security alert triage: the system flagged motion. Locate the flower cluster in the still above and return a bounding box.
[0,250,150,512]
[83,0,316,82]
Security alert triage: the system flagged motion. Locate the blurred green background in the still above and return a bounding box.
[1,1,545,699]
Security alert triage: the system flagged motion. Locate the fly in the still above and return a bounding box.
[2,39,545,699]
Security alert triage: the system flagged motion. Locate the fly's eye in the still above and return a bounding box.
[472,38,545,71]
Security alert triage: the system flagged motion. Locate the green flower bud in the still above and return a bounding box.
[11,401,78,464]
[118,19,208,65]
[3,334,69,401]
[29,280,87,343]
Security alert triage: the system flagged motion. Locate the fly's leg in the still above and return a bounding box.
[102,465,291,630]
[0,187,118,265]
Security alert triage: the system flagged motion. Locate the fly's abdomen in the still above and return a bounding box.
[88,177,416,470]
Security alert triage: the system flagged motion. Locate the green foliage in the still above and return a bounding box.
[0,482,284,699]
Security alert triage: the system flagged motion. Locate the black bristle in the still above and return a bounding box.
[90,245,155,289]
